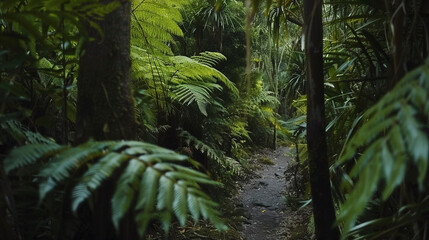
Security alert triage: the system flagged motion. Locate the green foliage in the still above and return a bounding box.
[131,46,238,117]
[178,128,243,176]
[174,52,238,93]
[181,0,244,53]
[131,0,188,56]
[0,0,120,143]
[347,197,429,240]
[0,0,119,61]
[172,82,222,116]
[0,120,55,145]
[336,59,429,237]
[129,0,251,188]
[191,51,227,67]
[4,140,227,237]
[0,1,278,240]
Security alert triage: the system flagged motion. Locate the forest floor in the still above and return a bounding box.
[147,146,312,239]
[238,146,313,240]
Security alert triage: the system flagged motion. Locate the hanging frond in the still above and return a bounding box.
[178,128,243,175]
[4,143,65,173]
[172,55,239,96]
[171,82,222,116]
[336,58,429,237]
[131,0,188,56]
[191,51,227,67]
[4,140,227,237]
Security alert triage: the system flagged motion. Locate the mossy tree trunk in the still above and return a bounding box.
[77,0,136,143]
[76,1,137,239]
[304,0,340,239]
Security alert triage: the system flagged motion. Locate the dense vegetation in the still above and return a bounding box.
[1,0,428,239]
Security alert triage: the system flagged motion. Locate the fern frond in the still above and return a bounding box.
[254,90,280,107]
[131,0,187,56]
[71,152,130,211]
[131,46,237,117]
[111,159,146,230]
[135,166,161,235]
[178,128,243,175]
[39,141,112,200]
[173,55,239,96]
[173,181,188,226]
[4,143,65,173]
[191,51,227,67]
[1,120,57,145]
[171,82,222,116]
[39,142,110,181]
[223,156,245,176]
[4,140,226,236]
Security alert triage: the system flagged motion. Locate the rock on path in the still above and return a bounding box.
[239,147,291,240]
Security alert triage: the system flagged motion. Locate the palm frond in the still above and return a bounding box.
[336,58,429,236]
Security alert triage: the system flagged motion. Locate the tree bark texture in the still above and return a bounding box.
[304,0,340,239]
[76,1,137,239]
[77,0,137,143]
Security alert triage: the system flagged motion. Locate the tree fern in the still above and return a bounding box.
[191,51,227,67]
[131,46,238,116]
[336,58,429,237]
[129,1,238,118]
[131,0,188,56]
[172,54,239,96]
[4,140,227,237]
[172,82,223,116]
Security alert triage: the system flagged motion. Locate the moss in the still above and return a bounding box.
[258,156,275,165]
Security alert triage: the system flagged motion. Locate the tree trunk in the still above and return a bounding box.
[77,0,137,143]
[303,0,340,239]
[76,1,137,239]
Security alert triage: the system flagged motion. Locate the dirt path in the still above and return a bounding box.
[239,147,291,240]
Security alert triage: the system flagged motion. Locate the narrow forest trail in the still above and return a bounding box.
[239,147,291,240]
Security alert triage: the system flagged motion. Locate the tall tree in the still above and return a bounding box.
[303,0,340,239]
[76,1,137,239]
[77,0,137,142]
